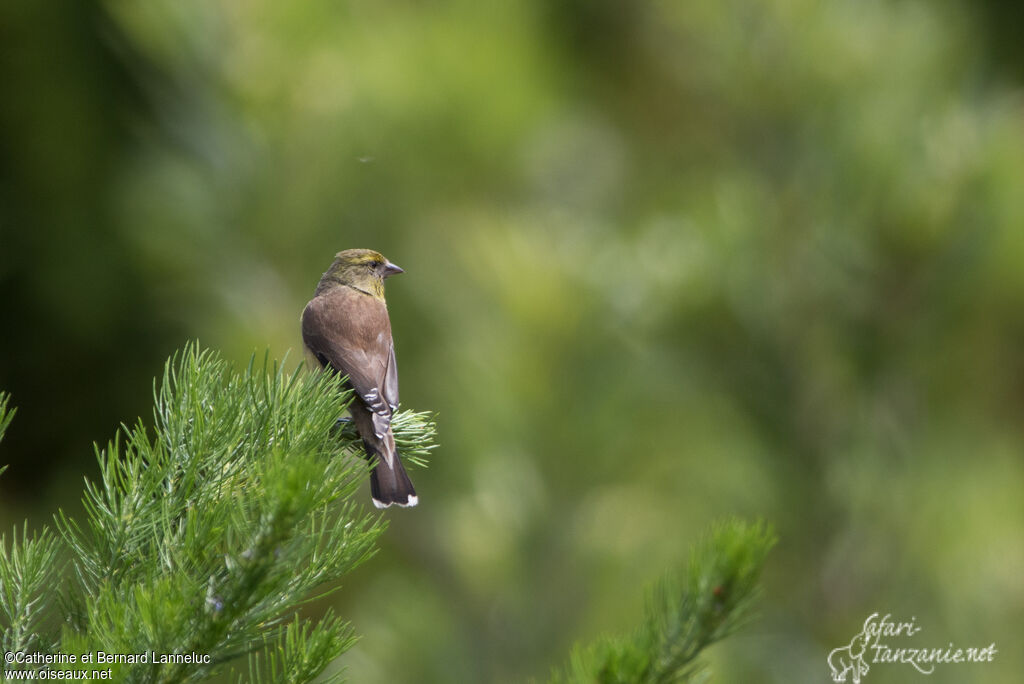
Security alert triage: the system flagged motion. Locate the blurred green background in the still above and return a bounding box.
[2,0,1023,682]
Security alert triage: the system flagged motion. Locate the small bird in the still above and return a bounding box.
[301,248,417,508]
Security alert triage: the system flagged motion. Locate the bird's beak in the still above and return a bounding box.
[383,261,404,278]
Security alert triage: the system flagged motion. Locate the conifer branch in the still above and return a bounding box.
[0,391,15,446]
[1,393,64,658]
[0,523,63,658]
[550,519,776,684]
[0,345,437,682]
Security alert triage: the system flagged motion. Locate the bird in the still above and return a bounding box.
[301,248,418,508]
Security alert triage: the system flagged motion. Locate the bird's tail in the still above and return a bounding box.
[370,451,418,508]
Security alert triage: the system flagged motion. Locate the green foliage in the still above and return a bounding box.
[1,393,61,658]
[551,520,776,684]
[245,612,357,684]
[0,523,62,657]
[0,392,12,483]
[0,392,15,447]
[0,345,437,682]
[1,359,779,684]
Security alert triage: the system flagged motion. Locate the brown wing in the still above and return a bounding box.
[301,287,399,442]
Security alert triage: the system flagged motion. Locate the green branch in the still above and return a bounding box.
[550,519,776,684]
[0,344,437,683]
[1,349,774,683]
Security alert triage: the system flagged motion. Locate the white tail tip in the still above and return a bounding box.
[372,494,419,509]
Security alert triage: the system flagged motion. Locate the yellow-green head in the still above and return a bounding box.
[317,248,404,299]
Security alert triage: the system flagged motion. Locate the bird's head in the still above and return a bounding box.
[319,248,404,299]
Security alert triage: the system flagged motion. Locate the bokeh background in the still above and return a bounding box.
[2,0,1023,682]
